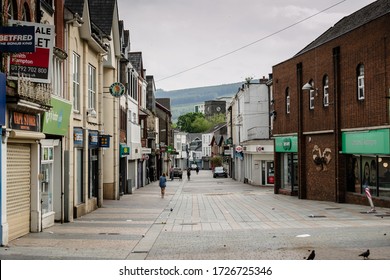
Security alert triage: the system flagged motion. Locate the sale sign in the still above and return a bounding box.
[8,20,54,83]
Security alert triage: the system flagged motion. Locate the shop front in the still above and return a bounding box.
[343,129,390,202]
[6,111,44,242]
[41,96,71,226]
[274,136,299,195]
[243,142,274,186]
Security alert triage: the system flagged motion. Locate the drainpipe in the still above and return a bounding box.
[333,47,342,202]
[297,63,306,199]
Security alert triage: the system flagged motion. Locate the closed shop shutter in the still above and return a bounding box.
[7,143,31,241]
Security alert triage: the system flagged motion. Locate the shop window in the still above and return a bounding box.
[347,155,390,198]
[41,147,54,215]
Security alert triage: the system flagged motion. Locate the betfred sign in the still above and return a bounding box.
[8,20,54,83]
[0,26,35,52]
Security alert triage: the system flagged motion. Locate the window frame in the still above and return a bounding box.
[88,64,97,110]
[323,75,329,107]
[285,87,290,114]
[72,52,81,112]
[357,64,365,100]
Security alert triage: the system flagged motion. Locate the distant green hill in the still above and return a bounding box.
[156,82,242,122]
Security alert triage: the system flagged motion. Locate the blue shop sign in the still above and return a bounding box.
[74,127,84,147]
[99,134,111,148]
[89,130,99,148]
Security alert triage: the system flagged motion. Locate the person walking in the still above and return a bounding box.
[159,173,167,198]
[196,166,199,175]
[187,168,191,181]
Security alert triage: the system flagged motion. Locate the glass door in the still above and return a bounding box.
[41,147,54,214]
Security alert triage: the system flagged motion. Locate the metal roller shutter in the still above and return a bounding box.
[7,144,31,241]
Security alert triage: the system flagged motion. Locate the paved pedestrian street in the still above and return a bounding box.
[1,170,390,260]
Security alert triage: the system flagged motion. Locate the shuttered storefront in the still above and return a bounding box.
[7,143,31,241]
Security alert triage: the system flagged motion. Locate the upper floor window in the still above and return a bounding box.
[357,64,365,100]
[72,53,81,112]
[323,75,329,107]
[309,80,315,110]
[285,87,290,114]
[7,0,17,20]
[52,56,64,98]
[129,71,138,101]
[22,3,31,21]
[88,64,96,110]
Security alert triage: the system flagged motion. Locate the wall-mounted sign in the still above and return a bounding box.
[342,129,390,154]
[8,20,54,83]
[74,127,84,147]
[235,145,243,153]
[42,96,72,136]
[99,134,111,148]
[109,82,125,97]
[9,111,39,131]
[275,136,298,153]
[0,25,35,52]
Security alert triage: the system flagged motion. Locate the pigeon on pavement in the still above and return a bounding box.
[359,249,370,260]
[307,250,315,260]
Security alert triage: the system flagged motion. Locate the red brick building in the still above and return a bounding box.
[272,0,390,208]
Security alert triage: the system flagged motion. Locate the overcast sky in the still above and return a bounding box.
[117,0,377,91]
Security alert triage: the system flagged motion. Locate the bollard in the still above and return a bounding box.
[364,186,376,213]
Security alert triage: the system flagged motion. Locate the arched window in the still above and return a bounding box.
[323,75,329,107]
[7,0,18,20]
[285,87,290,114]
[22,3,31,21]
[357,64,365,100]
[309,80,315,110]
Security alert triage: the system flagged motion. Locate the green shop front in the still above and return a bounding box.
[343,129,390,200]
[41,96,72,225]
[274,136,299,195]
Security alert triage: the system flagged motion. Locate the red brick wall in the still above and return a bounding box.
[273,13,390,204]
[274,15,390,135]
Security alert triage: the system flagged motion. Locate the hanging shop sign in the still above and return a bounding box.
[89,130,99,148]
[120,144,130,157]
[0,25,35,52]
[99,134,111,148]
[73,127,84,147]
[9,111,39,132]
[109,82,126,97]
[275,136,298,153]
[8,20,54,83]
[42,96,72,136]
[342,129,390,154]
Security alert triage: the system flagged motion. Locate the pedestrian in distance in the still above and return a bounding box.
[187,168,191,181]
[196,166,199,175]
[159,173,167,198]
[169,166,174,181]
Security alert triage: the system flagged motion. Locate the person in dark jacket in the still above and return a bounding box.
[159,173,167,198]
